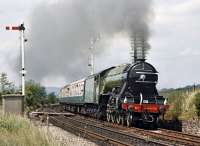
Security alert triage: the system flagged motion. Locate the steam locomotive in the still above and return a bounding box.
[58,61,168,128]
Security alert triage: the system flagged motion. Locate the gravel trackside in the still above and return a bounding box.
[41,125,97,146]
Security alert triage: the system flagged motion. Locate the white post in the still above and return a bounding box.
[20,24,26,96]
[88,34,100,75]
[89,46,94,75]
[91,53,94,75]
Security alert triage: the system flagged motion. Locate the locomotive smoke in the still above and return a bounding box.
[24,0,153,84]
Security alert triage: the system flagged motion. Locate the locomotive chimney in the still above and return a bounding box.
[130,33,149,63]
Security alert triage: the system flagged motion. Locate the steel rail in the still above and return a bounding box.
[49,116,134,146]
[66,115,200,146]
[52,115,170,146]
[158,128,200,144]
[119,126,200,146]
[37,106,200,146]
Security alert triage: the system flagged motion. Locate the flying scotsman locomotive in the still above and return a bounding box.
[58,60,169,128]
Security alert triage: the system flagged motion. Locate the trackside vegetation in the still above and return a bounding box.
[194,92,200,117]
[0,73,59,146]
[25,80,58,112]
[0,114,56,146]
[160,87,200,120]
[0,72,58,112]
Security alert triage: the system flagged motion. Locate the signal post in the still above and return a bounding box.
[6,24,27,96]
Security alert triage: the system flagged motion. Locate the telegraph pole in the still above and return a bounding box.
[88,34,101,75]
[88,45,94,75]
[6,23,27,96]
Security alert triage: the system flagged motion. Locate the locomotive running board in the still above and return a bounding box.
[136,81,157,83]
[136,72,158,75]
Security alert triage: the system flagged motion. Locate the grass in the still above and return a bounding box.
[160,89,200,120]
[0,114,56,146]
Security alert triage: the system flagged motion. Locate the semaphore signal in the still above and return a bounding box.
[5,23,27,96]
[5,24,25,31]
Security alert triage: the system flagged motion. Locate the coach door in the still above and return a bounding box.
[85,76,96,103]
[95,75,100,104]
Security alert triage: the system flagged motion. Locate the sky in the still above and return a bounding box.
[0,0,199,89]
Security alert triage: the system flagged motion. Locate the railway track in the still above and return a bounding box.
[49,116,131,146]
[125,128,200,146]
[60,115,200,146]
[49,115,168,146]
[158,128,200,145]
[35,107,200,146]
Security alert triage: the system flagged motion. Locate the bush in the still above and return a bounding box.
[161,90,184,120]
[194,92,200,117]
[47,92,57,104]
[161,89,200,120]
[25,80,47,109]
[25,80,58,111]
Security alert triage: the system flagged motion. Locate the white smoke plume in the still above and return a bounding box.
[24,0,153,83]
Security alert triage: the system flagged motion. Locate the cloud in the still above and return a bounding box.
[148,0,200,88]
[0,0,199,89]
[23,0,153,84]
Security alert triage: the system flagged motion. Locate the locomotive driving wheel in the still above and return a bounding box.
[106,113,111,122]
[111,113,116,123]
[121,115,126,126]
[116,113,121,124]
[126,112,133,127]
[150,116,158,129]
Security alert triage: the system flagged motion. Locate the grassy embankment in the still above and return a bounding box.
[160,87,200,120]
[0,114,56,146]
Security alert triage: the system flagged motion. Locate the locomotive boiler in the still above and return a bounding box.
[59,61,168,128]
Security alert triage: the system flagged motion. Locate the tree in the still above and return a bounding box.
[25,80,47,109]
[0,72,15,94]
[194,93,200,118]
[47,92,57,104]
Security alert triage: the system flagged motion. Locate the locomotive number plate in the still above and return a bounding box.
[143,100,148,103]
